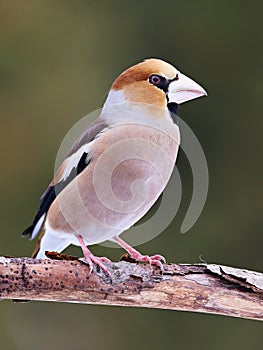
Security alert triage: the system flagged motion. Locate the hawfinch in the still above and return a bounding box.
[22,58,207,274]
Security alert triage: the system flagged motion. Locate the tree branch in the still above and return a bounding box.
[0,255,262,321]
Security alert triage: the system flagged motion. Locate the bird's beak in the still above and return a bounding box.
[167,73,207,104]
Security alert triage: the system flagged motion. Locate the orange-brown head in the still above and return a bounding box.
[109,58,207,109]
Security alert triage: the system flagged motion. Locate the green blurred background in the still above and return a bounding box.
[1,0,262,349]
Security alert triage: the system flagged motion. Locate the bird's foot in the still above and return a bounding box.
[81,254,111,275]
[128,251,166,271]
[77,235,111,275]
[113,236,166,271]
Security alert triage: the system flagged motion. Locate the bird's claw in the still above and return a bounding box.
[129,252,166,271]
[80,255,111,276]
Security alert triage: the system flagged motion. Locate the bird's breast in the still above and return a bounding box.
[48,122,180,242]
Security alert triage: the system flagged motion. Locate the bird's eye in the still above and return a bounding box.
[149,74,162,85]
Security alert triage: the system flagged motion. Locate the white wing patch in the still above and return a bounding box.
[30,213,46,240]
[60,143,91,182]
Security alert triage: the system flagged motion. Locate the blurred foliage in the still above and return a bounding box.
[0,0,262,349]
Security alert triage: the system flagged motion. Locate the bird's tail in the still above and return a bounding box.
[31,223,47,258]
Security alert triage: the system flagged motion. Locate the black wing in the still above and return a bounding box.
[22,115,109,240]
[22,152,89,239]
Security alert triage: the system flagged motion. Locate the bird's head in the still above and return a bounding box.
[106,58,207,114]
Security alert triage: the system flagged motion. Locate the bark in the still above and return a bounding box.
[0,254,262,321]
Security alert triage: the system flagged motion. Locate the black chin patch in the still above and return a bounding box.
[167,102,179,124]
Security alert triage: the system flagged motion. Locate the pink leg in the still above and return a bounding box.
[113,236,166,271]
[76,235,111,275]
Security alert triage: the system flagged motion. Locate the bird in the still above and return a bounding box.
[22,58,207,274]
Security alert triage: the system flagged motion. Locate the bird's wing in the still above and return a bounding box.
[22,116,109,239]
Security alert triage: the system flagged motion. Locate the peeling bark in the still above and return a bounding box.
[0,255,262,321]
